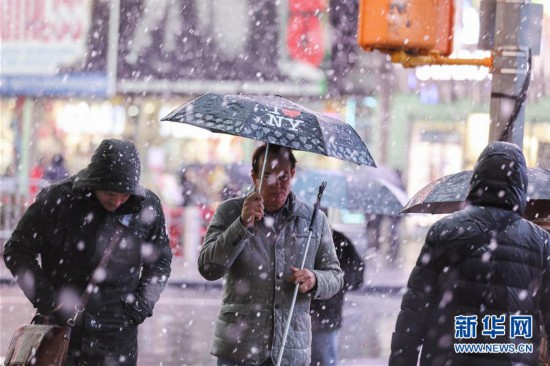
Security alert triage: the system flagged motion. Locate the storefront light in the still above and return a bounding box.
[7,99,17,109]
[524,135,539,167]
[128,105,140,117]
[465,113,490,167]
[415,50,491,81]
[143,102,156,115]
[345,98,356,128]
[56,101,125,134]
[362,96,377,108]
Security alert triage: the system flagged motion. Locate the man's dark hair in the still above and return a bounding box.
[251,144,297,176]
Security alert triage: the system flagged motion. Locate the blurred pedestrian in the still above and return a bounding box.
[389,142,550,366]
[4,139,173,366]
[180,169,199,206]
[388,170,405,264]
[180,167,211,207]
[198,143,343,366]
[310,224,364,366]
[387,215,401,263]
[43,153,69,183]
[365,213,402,264]
[365,213,382,252]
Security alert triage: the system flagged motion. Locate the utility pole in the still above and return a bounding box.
[378,58,393,165]
[479,0,543,148]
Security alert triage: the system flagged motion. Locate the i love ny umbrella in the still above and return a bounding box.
[161,93,376,168]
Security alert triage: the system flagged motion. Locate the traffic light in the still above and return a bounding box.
[358,0,455,56]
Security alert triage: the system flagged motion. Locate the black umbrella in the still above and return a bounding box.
[402,167,550,220]
[347,176,409,217]
[292,169,409,216]
[161,93,376,167]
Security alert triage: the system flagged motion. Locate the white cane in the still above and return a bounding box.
[276,181,327,366]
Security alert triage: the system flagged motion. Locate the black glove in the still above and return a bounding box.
[121,298,147,325]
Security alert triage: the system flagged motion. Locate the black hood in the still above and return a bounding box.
[466,141,528,215]
[73,139,144,198]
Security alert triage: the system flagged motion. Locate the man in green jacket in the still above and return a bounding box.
[199,144,343,366]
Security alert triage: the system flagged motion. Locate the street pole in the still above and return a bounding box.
[106,0,120,98]
[378,58,393,166]
[482,0,543,148]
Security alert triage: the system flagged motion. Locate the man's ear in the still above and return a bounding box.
[290,168,296,178]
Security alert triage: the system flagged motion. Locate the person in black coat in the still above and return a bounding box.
[389,141,550,366]
[310,228,364,366]
[3,139,172,366]
[43,153,69,183]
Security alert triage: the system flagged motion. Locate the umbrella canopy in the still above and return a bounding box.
[346,165,404,188]
[402,167,550,220]
[161,93,376,167]
[292,169,409,216]
[292,170,349,209]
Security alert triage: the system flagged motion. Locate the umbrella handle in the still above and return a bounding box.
[276,182,327,366]
[257,143,270,192]
[308,181,327,232]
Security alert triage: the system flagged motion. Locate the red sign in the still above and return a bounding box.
[1,0,89,42]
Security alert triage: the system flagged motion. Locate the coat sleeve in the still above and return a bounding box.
[198,200,254,281]
[389,225,443,366]
[3,186,59,314]
[134,193,172,320]
[310,213,344,300]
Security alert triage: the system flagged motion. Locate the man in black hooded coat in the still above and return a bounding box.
[3,139,172,366]
[389,141,550,366]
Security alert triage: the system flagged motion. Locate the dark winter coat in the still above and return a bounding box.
[3,139,172,365]
[390,142,550,366]
[310,229,364,331]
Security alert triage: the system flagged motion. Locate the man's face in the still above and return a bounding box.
[253,150,295,212]
[95,191,131,212]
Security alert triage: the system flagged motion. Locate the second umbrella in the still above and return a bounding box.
[292,169,409,216]
[402,167,550,220]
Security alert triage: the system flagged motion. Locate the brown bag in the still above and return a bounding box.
[541,334,549,366]
[3,324,71,366]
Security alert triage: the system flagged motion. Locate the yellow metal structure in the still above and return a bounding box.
[389,51,494,68]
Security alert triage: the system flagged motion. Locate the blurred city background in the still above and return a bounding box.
[1,0,549,364]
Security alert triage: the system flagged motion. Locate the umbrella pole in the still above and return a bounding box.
[258,143,270,192]
[276,182,327,366]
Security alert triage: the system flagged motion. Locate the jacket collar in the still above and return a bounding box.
[288,191,313,219]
